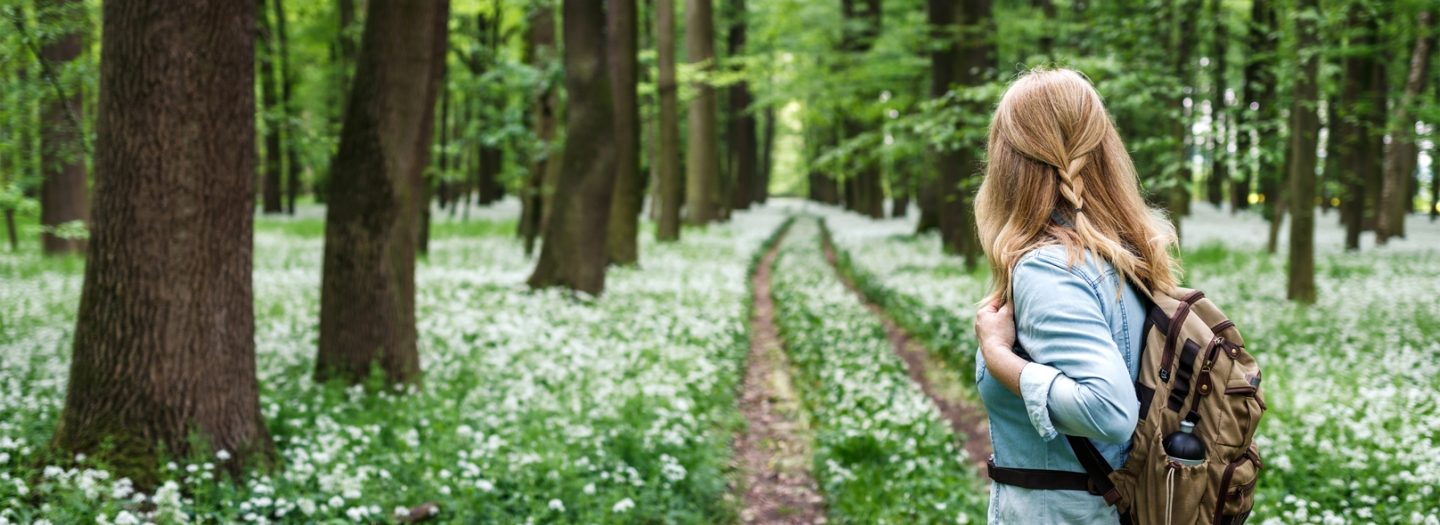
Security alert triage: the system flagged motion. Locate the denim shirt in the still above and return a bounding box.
[976,244,1145,524]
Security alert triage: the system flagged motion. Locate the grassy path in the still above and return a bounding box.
[817,221,992,474]
[734,221,827,525]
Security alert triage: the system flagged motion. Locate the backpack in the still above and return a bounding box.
[989,287,1267,525]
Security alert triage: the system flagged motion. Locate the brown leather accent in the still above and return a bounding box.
[1182,290,1206,304]
[1160,301,1194,383]
[1211,319,1235,334]
[1225,386,1257,396]
[1212,454,1256,522]
[1136,381,1155,420]
[987,459,1098,493]
[1168,339,1201,411]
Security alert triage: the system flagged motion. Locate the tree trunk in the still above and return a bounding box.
[935,0,988,268]
[317,0,449,385]
[54,0,273,486]
[1286,0,1319,304]
[1206,0,1227,208]
[840,0,883,219]
[4,210,17,251]
[1232,0,1269,213]
[656,0,682,240]
[1335,4,1382,250]
[916,176,939,233]
[1169,0,1198,240]
[38,0,88,255]
[757,106,774,204]
[726,0,757,213]
[276,0,301,215]
[1377,11,1432,244]
[258,0,284,214]
[519,5,558,254]
[529,0,617,294]
[605,0,641,265]
[684,0,721,224]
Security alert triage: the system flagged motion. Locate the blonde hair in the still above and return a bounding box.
[975,68,1178,304]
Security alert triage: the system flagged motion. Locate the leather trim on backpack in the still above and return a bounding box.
[1159,301,1193,383]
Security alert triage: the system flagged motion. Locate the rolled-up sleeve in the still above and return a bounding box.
[1011,253,1138,443]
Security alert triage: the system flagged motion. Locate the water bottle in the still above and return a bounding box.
[1162,420,1205,467]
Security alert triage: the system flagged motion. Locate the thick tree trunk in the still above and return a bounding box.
[258,0,284,214]
[1169,0,1197,240]
[840,0,883,219]
[935,0,988,267]
[520,6,558,254]
[276,0,301,214]
[656,0,682,240]
[1377,11,1432,244]
[1206,0,1227,209]
[727,0,757,213]
[529,0,617,294]
[1336,5,1382,250]
[1286,0,1319,304]
[684,0,721,224]
[38,0,88,255]
[605,0,641,265]
[54,0,273,486]
[317,0,448,385]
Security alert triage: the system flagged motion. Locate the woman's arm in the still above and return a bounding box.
[976,302,1025,397]
[981,253,1139,443]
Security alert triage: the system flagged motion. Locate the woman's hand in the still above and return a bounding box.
[975,301,1017,355]
[976,301,1025,396]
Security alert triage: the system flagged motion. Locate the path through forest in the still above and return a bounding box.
[817,219,992,474]
[735,222,827,525]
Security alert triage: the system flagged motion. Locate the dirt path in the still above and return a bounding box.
[817,224,993,475]
[733,224,827,525]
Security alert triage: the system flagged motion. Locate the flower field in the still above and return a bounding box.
[2,199,1438,524]
[821,203,1440,525]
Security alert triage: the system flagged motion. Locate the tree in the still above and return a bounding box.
[53,0,273,485]
[727,0,758,213]
[1206,0,1228,208]
[316,0,449,385]
[1286,0,1320,304]
[275,0,302,215]
[606,0,641,265]
[37,0,87,255]
[656,0,682,241]
[519,4,560,255]
[840,0,883,219]
[1335,3,1384,250]
[684,0,722,225]
[936,0,990,267]
[1377,11,1432,244]
[528,0,617,294]
[257,0,284,214]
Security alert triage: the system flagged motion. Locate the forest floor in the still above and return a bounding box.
[0,199,1438,524]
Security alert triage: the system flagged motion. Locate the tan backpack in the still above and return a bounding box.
[989,287,1267,525]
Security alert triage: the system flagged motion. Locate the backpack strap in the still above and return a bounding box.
[1065,435,1124,506]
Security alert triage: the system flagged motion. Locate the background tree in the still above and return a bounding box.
[316,0,450,385]
[257,0,284,214]
[684,0,722,225]
[1286,0,1320,304]
[605,0,641,265]
[1377,10,1432,244]
[727,0,759,213]
[937,0,991,267]
[37,0,88,255]
[528,0,617,294]
[656,0,683,241]
[53,0,273,485]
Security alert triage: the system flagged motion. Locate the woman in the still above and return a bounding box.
[971,68,1180,523]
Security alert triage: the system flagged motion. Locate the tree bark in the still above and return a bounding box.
[1335,4,1383,250]
[935,0,989,267]
[757,106,774,204]
[727,0,757,213]
[317,0,449,385]
[1169,0,1198,239]
[258,0,284,214]
[528,0,617,294]
[519,4,558,254]
[684,0,721,224]
[1286,0,1319,304]
[656,0,682,241]
[276,0,301,215]
[1206,0,1227,208]
[1231,0,1270,213]
[54,0,273,486]
[840,0,883,218]
[38,0,88,255]
[605,0,641,265]
[1377,11,1432,244]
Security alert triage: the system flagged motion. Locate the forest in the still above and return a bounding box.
[1,0,1438,523]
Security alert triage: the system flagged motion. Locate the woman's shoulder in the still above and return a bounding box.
[1015,244,1109,286]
